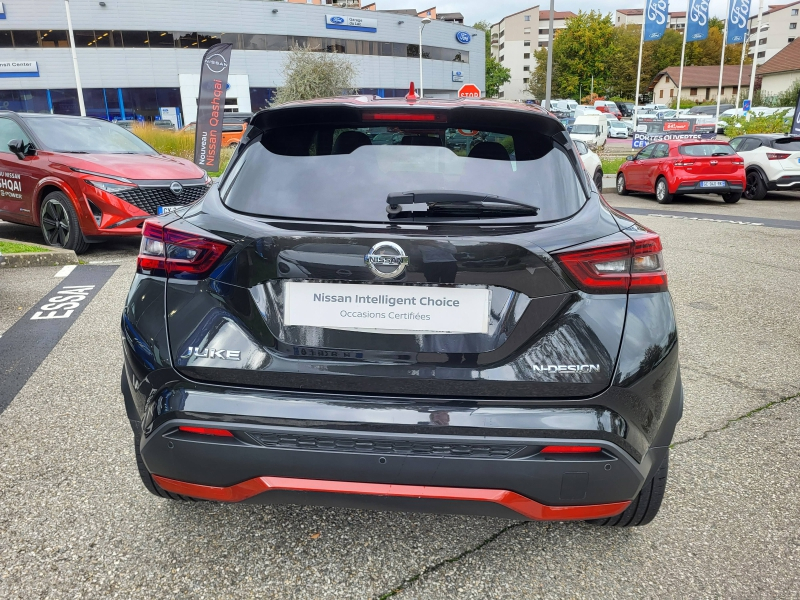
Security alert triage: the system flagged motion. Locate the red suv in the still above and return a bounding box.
[0,112,210,253]
[616,140,745,204]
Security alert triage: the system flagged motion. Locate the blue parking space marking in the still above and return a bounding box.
[0,265,118,415]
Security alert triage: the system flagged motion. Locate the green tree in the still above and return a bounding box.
[473,20,511,98]
[528,11,617,100]
[274,44,358,105]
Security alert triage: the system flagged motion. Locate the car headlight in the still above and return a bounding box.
[86,180,137,195]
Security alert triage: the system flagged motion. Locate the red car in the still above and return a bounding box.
[0,111,210,254]
[615,139,745,204]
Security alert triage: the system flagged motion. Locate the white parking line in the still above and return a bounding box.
[54,265,77,278]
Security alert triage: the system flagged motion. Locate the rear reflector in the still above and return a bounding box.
[554,229,668,294]
[541,445,602,454]
[151,474,631,520]
[767,153,791,160]
[178,426,234,437]
[362,112,447,123]
[137,220,230,279]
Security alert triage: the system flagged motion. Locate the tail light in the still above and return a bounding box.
[554,230,667,294]
[673,160,695,167]
[178,426,234,437]
[137,220,230,279]
[732,159,744,166]
[767,153,791,160]
[541,445,602,454]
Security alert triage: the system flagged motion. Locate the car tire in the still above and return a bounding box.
[616,173,629,195]
[744,170,768,200]
[655,177,673,204]
[593,168,604,191]
[722,191,742,203]
[588,451,669,527]
[39,191,90,255]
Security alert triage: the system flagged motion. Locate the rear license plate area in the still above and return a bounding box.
[700,181,726,188]
[157,205,183,215]
[283,281,491,334]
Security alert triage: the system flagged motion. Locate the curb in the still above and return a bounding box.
[0,241,79,269]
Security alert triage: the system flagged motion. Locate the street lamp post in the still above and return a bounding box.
[747,0,767,121]
[419,17,431,98]
[64,0,86,116]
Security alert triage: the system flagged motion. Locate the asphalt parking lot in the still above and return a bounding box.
[1,190,799,599]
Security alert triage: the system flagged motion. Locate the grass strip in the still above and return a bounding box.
[0,240,49,254]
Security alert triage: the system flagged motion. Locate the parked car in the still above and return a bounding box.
[729,134,800,199]
[124,95,680,527]
[616,140,744,203]
[608,119,629,139]
[574,138,604,190]
[594,100,622,118]
[114,119,138,130]
[686,104,734,116]
[0,111,209,253]
[181,121,247,147]
[570,115,608,148]
[616,102,635,118]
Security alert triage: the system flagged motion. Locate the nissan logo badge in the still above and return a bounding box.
[365,241,408,279]
[170,181,183,195]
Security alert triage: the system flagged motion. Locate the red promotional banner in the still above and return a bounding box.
[193,43,233,172]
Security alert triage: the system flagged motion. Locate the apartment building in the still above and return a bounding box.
[614,9,686,30]
[748,1,800,65]
[490,6,575,100]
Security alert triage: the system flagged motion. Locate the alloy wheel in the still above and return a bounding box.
[617,175,624,193]
[746,173,758,197]
[41,200,70,247]
[657,181,666,201]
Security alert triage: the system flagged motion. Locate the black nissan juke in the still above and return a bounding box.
[121,94,681,526]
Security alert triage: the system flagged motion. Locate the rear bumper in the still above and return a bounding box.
[770,175,800,190]
[152,473,631,521]
[675,180,744,195]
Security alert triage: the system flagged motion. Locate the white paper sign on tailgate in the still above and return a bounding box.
[284,282,491,334]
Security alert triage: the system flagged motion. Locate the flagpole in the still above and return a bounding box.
[676,26,688,111]
[633,6,647,128]
[734,33,747,110]
[716,0,733,124]
[747,0,766,120]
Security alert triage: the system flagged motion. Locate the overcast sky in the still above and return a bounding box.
[374,0,743,26]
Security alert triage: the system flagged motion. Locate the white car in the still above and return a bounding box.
[728,133,800,199]
[608,120,629,139]
[574,139,604,191]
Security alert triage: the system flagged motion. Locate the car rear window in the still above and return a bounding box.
[679,143,734,156]
[773,138,800,151]
[220,115,584,223]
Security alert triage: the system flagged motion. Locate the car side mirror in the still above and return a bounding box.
[626,155,634,161]
[8,139,26,160]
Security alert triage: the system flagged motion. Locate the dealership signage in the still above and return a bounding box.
[326,14,378,33]
[0,61,39,78]
[452,70,464,82]
[0,3,5,19]
[632,118,716,148]
[455,31,472,44]
[193,43,233,172]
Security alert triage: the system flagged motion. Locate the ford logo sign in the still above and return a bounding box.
[330,16,345,24]
[455,31,471,44]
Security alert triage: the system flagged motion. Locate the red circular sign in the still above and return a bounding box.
[458,84,482,98]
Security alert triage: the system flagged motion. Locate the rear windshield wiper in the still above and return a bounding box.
[387,191,539,218]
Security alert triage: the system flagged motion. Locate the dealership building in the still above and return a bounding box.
[0,0,484,125]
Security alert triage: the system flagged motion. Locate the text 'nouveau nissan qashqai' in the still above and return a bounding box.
[122,94,682,526]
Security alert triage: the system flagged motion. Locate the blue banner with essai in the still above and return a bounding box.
[726,0,752,44]
[644,0,669,41]
[686,0,710,42]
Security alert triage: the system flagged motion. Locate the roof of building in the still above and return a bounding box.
[616,8,643,15]
[437,12,464,20]
[496,5,540,24]
[378,8,419,16]
[759,37,800,74]
[649,65,752,89]
[539,10,577,20]
[670,11,686,17]
[760,1,800,16]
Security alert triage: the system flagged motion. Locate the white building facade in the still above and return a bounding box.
[490,6,573,101]
[748,1,800,65]
[0,0,484,124]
